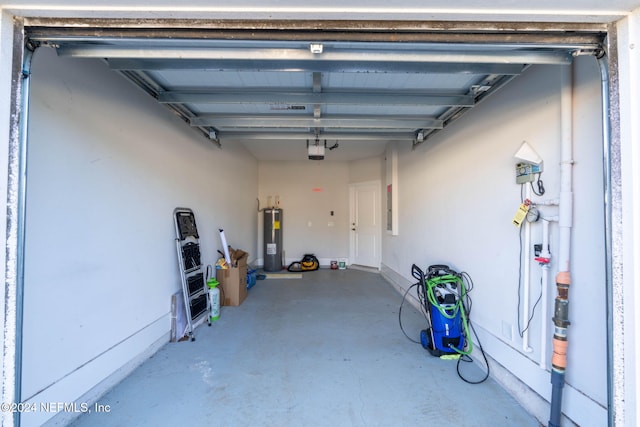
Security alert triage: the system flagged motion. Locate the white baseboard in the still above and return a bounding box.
[33,317,170,427]
[254,257,349,269]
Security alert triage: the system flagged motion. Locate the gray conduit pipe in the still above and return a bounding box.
[549,62,574,427]
[597,52,615,427]
[12,40,35,427]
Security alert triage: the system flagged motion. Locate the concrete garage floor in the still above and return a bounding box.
[68,269,538,427]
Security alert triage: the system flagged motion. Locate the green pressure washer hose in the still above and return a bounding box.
[424,273,473,356]
[404,264,490,384]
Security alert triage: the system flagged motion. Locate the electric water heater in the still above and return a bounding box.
[263,208,283,272]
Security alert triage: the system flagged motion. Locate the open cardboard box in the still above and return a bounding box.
[216,248,249,306]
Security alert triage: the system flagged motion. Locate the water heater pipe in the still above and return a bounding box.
[549,63,574,427]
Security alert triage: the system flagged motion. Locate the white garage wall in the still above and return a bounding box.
[255,158,383,269]
[255,157,383,268]
[381,58,607,426]
[257,161,353,266]
[348,156,384,184]
[21,47,258,426]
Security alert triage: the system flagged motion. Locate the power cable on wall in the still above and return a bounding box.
[517,185,543,338]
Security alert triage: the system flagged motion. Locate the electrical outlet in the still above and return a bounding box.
[534,244,542,257]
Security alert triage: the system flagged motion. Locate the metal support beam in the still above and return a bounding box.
[106,58,527,74]
[218,131,415,140]
[312,72,322,119]
[58,45,573,65]
[25,19,607,47]
[160,91,474,107]
[190,114,443,129]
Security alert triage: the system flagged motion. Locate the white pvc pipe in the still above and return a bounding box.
[540,219,551,369]
[523,185,533,353]
[558,65,574,273]
[532,198,560,206]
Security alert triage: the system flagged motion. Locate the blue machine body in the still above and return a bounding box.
[414,264,467,357]
[428,303,464,355]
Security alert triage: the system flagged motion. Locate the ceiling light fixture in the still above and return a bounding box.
[309,43,324,54]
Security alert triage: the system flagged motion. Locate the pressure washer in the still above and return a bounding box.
[400,264,490,383]
[412,264,470,357]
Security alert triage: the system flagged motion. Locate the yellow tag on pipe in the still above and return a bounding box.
[512,203,530,227]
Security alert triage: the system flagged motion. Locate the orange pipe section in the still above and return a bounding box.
[556,271,571,287]
[552,271,571,371]
[552,338,568,369]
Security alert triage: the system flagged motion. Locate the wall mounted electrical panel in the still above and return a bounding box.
[515,162,542,184]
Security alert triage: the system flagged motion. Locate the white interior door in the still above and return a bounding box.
[349,181,381,268]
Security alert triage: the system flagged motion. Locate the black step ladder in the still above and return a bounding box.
[173,207,210,340]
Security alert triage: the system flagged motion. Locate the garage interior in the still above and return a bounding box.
[70,269,539,427]
[7,18,614,427]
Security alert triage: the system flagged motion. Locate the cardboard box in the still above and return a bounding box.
[217,267,247,306]
[229,248,248,268]
[216,249,249,306]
